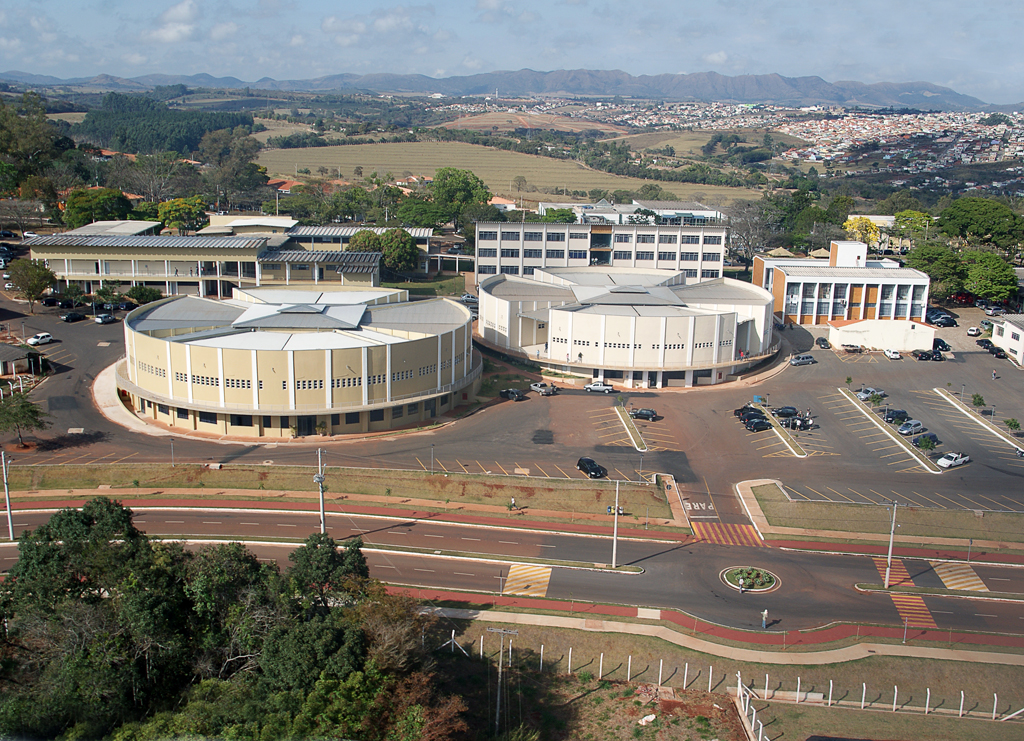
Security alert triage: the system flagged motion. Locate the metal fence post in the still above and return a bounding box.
[993,693,998,721]
[627,655,632,682]
[540,644,544,672]
[959,690,964,718]
[599,653,603,680]
[862,683,866,710]
[893,685,898,713]
[568,647,572,674]
[709,665,713,693]
[797,677,801,703]
[926,688,930,714]
[658,659,663,686]
[829,680,833,707]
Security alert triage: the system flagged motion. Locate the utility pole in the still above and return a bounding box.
[2,452,12,540]
[884,500,898,589]
[612,480,620,569]
[488,627,518,737]
[313,448,326,534]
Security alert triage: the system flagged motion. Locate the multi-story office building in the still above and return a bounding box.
[473,222,729,285]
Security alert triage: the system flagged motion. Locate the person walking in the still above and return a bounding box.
[993,370,998,380]
[510,497,516,511]
[761,609,768,629]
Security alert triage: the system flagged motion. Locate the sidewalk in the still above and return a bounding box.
[406,592,1024,663]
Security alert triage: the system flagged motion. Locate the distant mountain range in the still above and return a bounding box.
[0,68,1016,111]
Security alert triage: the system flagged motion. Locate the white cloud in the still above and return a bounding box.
[702,51,728,66]
[461,56,483,70]
[209,22,238,42]
[123,52,147,66]
[476,0,500,9]
[146,0,200,44]
[289,34,305,47]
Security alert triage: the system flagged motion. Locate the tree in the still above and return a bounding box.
[542,208,577,223]
[396,198,449,229]
[972,393,986,410]
[1005,418,1021,435]
[0,391,49,447]
[7,258,56,314]
[94,282,122,311]
[868,393,885,408]
[62,188,133,229]
[916,435,937,454]
[431,167,490,230]
[379,228,421,272]
[875,191,923,215]
[457,202,503,243]
[728,199,779,265]
[61,282,85,307]
[962,250,1018,302]
[939,197,1024,252]
[824,195,855,224]
[158,195,208,234]
[512,175,527,192]
[125,284,163,305]
[904,244,966,297]
[843,216,880,247]
[347,229,382,252]
[893,209,933,249]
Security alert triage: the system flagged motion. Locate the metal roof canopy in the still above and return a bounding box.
[24,234,267,250]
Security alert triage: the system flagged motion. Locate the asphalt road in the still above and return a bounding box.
[2,505,1021,636]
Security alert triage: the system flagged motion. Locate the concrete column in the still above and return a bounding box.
[386,344,392,403]
[287,350,295,410]
[185,346,193,403]
[285,263,291,286]
[686,316,696,367]
[361,347,368,406]
[436,335,442,390]
[659,316,667,369]
[217,348,225,406]
[325,349,332,408]
[251,350,259,410]
[628,315,636,370]
[599,314,606,366]
[166,346,173,398]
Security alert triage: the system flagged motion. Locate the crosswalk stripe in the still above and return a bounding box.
[692,522,766,548]
[872,557,913,587]
[930,561,989,592]
[871,558,938,628]
[502,564,552,597]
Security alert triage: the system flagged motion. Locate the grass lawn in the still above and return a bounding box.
[383,274,464,296]
[257,141,760,206]
[443,619,1024,736]
[10,464,670,520]
[752,483,1024,545]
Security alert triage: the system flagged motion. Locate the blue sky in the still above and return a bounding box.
[2,0,1022,103]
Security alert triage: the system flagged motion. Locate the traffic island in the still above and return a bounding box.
[722,566,780,593]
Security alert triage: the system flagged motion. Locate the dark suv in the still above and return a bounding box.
[499,389,526,401]
[883,409,909,424]
[932,338,951,352]
[629,408,657,421]
[576,457,607,479]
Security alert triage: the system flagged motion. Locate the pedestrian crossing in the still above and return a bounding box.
[871,557,938,628]
[501,564,552,597]
[931,561,989,592]
[888,593,939,629]
[872,557,913,587]
[691,522,766,548]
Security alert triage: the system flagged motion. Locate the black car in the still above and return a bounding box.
[57,299,76,309]
[883,409,909,424]
[59,312,85,322]
[119,301,138,311]
[41,297,59,307]
[499,388,526,401]
[780,417,812,431]
[772,406,799,418]
[739,410,767,424]
[734,404,757,417]
[912,433,940,448]
[911,349,931,361]
[932,338,951,352]
[815,337,831,349]
[992,348,1007,359]
[0,230,14,239]
[977,339,994,348]
[629,408,657,421]
[746,418,773,433]
[933,317,957,327]
[576,457,607,479]
[931,350,945,361]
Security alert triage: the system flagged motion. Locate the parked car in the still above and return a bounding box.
[815,336,831,349]
[883,349,902,360]
[584,381,614,393]
[932,338,951,352]
[771,406,799,418]
[856,387,887,401]
[911,349,932,360]
[0,230,15,239]
[734,404,758,417]
[841,344,862,353]
[530,382,556,394]
[991,348,1007,359]
[739,409,767,424]
[95,314,117,324]
[26,332,52,346]
[967,327,981,337]
[937,451,970,469]
[980,319,993,330]
[41,297,59,307]
[460,293,478,304]
[119,301,138,311]
[898,420,924,436]
[789,354,815,366]
[745,418,773,433]
[985,306,1006,316]
[933,316,957,328]
[780,416,812,431]
[629,408,657,421]
[883,409,909,424]
[912,432,940,448]
[977,338,994,348]
[22,231,38,239]
[576,457,606,479]
[60,312,86,322]
[57,299,76,309]
[930,350,945,361]
[3,282,14,290]
[499,388,526,401]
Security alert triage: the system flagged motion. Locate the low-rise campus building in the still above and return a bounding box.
[116,287,480,437]
[992,315,1024,365]
[478,266,776,388]
[753,240,931,325]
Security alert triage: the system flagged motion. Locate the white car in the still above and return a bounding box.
[530,382,556,395]
[883,349,902,360]
[985,306,1005,316]
[26,332,52,346]
[856,387,887,401]
[3,282,13,290]
[460,293,478,304]
[937,451,970,469]
[967,327,981,337]
[22,231,38,239]
[584,381,614,393]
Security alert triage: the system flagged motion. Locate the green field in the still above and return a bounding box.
[257,141,761,206]
[608,128,809,156]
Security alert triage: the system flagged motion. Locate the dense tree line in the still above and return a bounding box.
[71,94,256,154]
[0,498,465,740]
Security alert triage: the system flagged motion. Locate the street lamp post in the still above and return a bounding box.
[313,448,326,534]
[611,480,619,569]
[884,500,898,589]
[170,439,175,467]
[960,384,966,403]
[2,452,12,540]
[639,454,644,482]
[430,444,434,474]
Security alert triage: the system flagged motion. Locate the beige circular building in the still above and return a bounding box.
[116,287,480,437]
[478,267,777,388]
